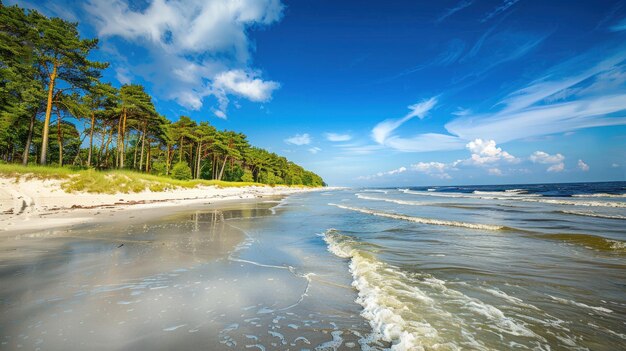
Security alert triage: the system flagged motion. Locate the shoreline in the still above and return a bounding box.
[0,176,327,234]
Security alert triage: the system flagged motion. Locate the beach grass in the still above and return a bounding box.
[0,164,299,194]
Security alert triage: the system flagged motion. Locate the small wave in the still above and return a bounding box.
[473,190,540,197]
[539,233,626,252]
[329,203,504,231]
[572,193,626,198]
[355,193,428,206]
[549,295,613,314]
[400,189,626,208]
[362,189,389,194]
[322,230,459,350]
[557,210,626,220]
[322,229,548,350]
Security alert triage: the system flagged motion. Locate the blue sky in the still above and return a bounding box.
[12,0,626,186]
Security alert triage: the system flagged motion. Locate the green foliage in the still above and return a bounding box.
[241,169,254,182]
[151,161,167,176]
[171,162,192,180]
[0,3,325,187]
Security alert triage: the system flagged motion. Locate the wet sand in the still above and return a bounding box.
[0,196,373,350]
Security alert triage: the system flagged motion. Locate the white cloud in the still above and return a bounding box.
[488,168,503,176]
[115,66,132,84]
[284,133,311,146]
[446,51,626,143]
[411,162,452,179]
[465,139,519,165]
[437,0,474,23]
[530,151,565,172]
[212,69,280,115]
[213,110,227,119]
[357,166,407,180]
[85,0,283,114]
[212,70,279,102]
[547,163,565,173]
[308,147,321,154]
[530,151,565,164]
[383,133,465,153]
[481,0,522,23]
[612,163,620,168]
[372,97,442,146]
[325,133,352,142]
[371,46,626,154]
[577,159,589,171]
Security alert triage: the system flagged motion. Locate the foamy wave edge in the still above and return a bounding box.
[322,229,441,350]
[558,210,626,220]
[400,189,626,208]
[329,203,504,231]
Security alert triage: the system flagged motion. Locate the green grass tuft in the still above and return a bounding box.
[0,164,312,194]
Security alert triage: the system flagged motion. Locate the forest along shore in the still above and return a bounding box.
[0,176,324,233]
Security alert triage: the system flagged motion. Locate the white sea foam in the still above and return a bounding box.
[355,194,428,206]
[329,203,504,231]
[399,189,626,208]
[322,229,550,350]
[322,230,451,350]
[549,295,613,314]
[473,190,540,197]
[572,193,626,198]
[558,210,626,220]
[362,189,389,194]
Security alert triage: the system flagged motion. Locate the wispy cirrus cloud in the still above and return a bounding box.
[437,0,474,23]
[611,18,626,31]
[84,0,283,117]
[372,44,626,154]
[371,97,467,152]
[481,0,522,23]
[284,133,311,146]
[324,133,352,142]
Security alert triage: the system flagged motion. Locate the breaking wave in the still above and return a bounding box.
[399,189,626,208]
[321,229,564,351]
[329,203,505,231]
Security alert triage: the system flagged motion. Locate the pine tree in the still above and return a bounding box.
[34,14,107,164]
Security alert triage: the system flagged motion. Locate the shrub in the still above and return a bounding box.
[171,162,192,180]
[240,169,254,182]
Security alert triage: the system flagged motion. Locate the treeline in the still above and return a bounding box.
[0,3,324,186]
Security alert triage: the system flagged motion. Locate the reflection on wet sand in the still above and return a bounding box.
[0,199,372,350]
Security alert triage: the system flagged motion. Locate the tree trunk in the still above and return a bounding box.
[166,144,171,175]
[115,115,121,168]
[102,127,114,168]
[179,137,184,163]
[40,63,57,165]
[146,139,151,173]
[195,142,202,179]
[87,112,95,167]
[139,121,146,171]
[22,109,37,166]
[133,133,138,169]
[57,110,63,166]
[120,108,127,168]
[218,156,228,181]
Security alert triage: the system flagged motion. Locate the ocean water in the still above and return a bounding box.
[1,182,625,350]
[317,182,626,350]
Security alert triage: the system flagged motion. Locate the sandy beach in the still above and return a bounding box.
[0,176,321,234]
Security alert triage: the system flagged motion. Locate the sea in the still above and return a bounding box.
[0,181,624,350]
